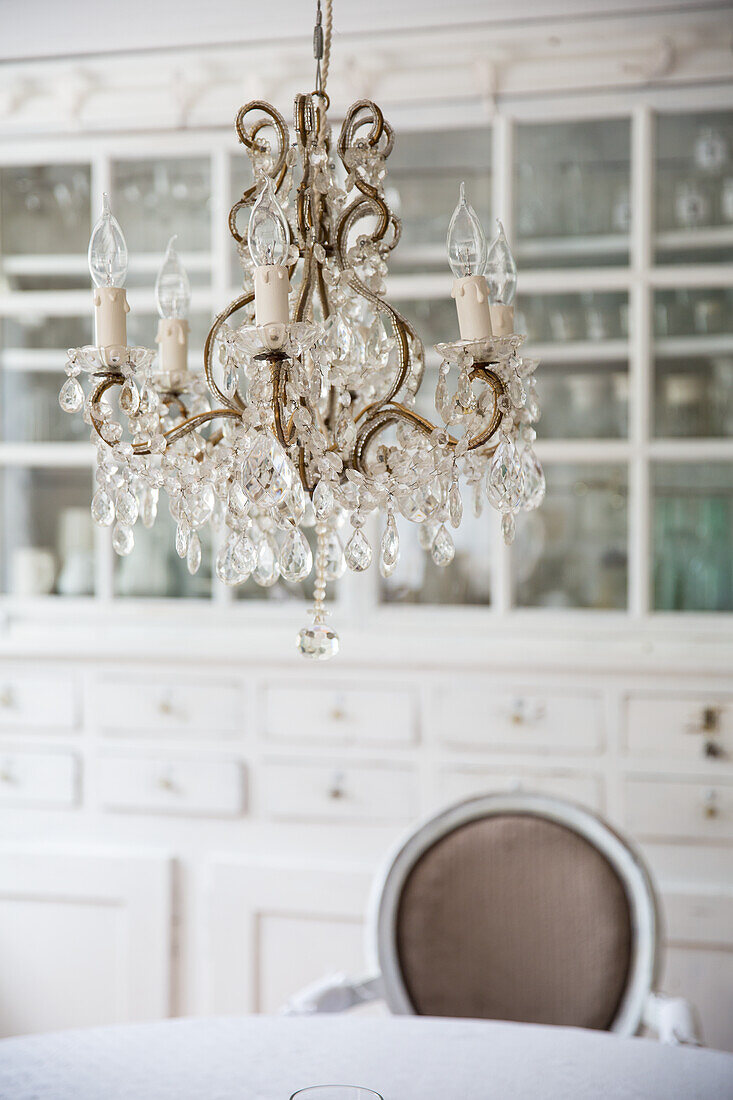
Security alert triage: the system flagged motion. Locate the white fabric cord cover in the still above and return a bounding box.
[0,1015,731,1100]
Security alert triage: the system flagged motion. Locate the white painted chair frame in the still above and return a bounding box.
[283,793,701,1045]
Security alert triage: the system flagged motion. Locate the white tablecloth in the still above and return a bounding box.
[0,1015,732,1100]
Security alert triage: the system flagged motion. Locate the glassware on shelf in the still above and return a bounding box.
[653,463,732,612]
[514,118,631,267]
[512,463,628,610]
[0,467,93,596]
[111,157,212,253]
[56,507,94,596]
[656,110,733,263]
[0,164,91,257]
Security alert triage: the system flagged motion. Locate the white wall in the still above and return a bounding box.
[0,0,718,61]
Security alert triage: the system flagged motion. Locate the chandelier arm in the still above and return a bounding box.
[87,375,241,456]
[351,367,506,475]
[202,291,256,412]
[229,101,291,244]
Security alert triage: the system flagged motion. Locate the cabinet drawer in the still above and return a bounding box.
[0,673,77,730]
[624,777,733,841]
[435,685,602,754]
[93,676,244,735]
[0,749,78,808]
[437,767,603,812]
[625,694,733,764]
[262,682,417,745]
[98,754,246,816]
[261,760,418,823]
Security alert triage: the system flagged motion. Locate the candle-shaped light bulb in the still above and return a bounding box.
[155,236,191,319]
[249,176,292,339]
[248,176,290,267]
[447,182,486,279]
[486,220,517,306]
[89,193,130,358]
[88,193,128,288]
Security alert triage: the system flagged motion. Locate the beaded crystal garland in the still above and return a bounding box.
[59,4,544,660]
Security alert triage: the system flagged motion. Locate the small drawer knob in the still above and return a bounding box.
[328,771,346,800]
[158,772,177,792]
[0,687,13,709]
[0,762,17,785]
[702,789,719,819]
[158,697,174,717]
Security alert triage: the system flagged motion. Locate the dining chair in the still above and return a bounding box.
[284,792,700,1045]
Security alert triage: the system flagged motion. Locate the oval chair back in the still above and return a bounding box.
[368,792,660,1035]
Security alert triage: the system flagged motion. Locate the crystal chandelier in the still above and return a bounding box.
[59,0,544,660]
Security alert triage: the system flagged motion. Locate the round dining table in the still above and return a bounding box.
[0,1014,731,1100]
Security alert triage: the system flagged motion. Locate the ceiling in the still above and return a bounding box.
[0,0,724,62]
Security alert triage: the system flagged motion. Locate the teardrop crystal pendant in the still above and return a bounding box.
[187,532,202,574]
[112,522,134,556]
[486,439,524,512]
[379,513,399,578]
[324,531,346,581]
[253,537,280,586]
[59,377,84,413]
[91,488,115,527]
[297,619,340,661]
[119,378,140,416]
[175,518,190,558]
[431,523,455,567]
[216,541,243,586]
[242,433,294,508]
[313,478,334,520]
[233,534,257,577]
[344,528,372,572]
[502,511,516,545]
[115,487,139,527]
[521,447,546,511]
[139,486,158,529]
[449,480,463,528]
[280,527,313,582]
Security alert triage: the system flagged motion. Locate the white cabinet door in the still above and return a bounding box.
[204,858,373,1015]
[0,847,171,1037]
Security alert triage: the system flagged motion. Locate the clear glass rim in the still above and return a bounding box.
[289,1088,385,1100]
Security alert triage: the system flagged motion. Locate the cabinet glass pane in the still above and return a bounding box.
[388,128,491,273]
[654,288,733,437]
[0,164,91,266]
[539,362,629,440]
[516,291,629,345]
[1,372,89,444]
[0,467,94,596]
[1,315,90,352]
[512,463,628,609]
[381,508,492,606]
[111,157,212,253]
[515,119,631,267]
[655,110,733,264]
[114,510,212,599]
[653,463,732,612]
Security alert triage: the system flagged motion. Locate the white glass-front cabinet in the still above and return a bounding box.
[0,100,731,622]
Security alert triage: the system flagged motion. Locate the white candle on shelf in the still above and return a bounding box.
[88,194,130,362]
[447,182,492,342]
[248,176,292,333]
[155,236,191,385]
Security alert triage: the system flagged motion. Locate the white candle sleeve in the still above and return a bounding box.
[156,318,189,381]
[451,275,493,341]
[93,286,129,349]
[490,303,515,337]
[254,264,291,326]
